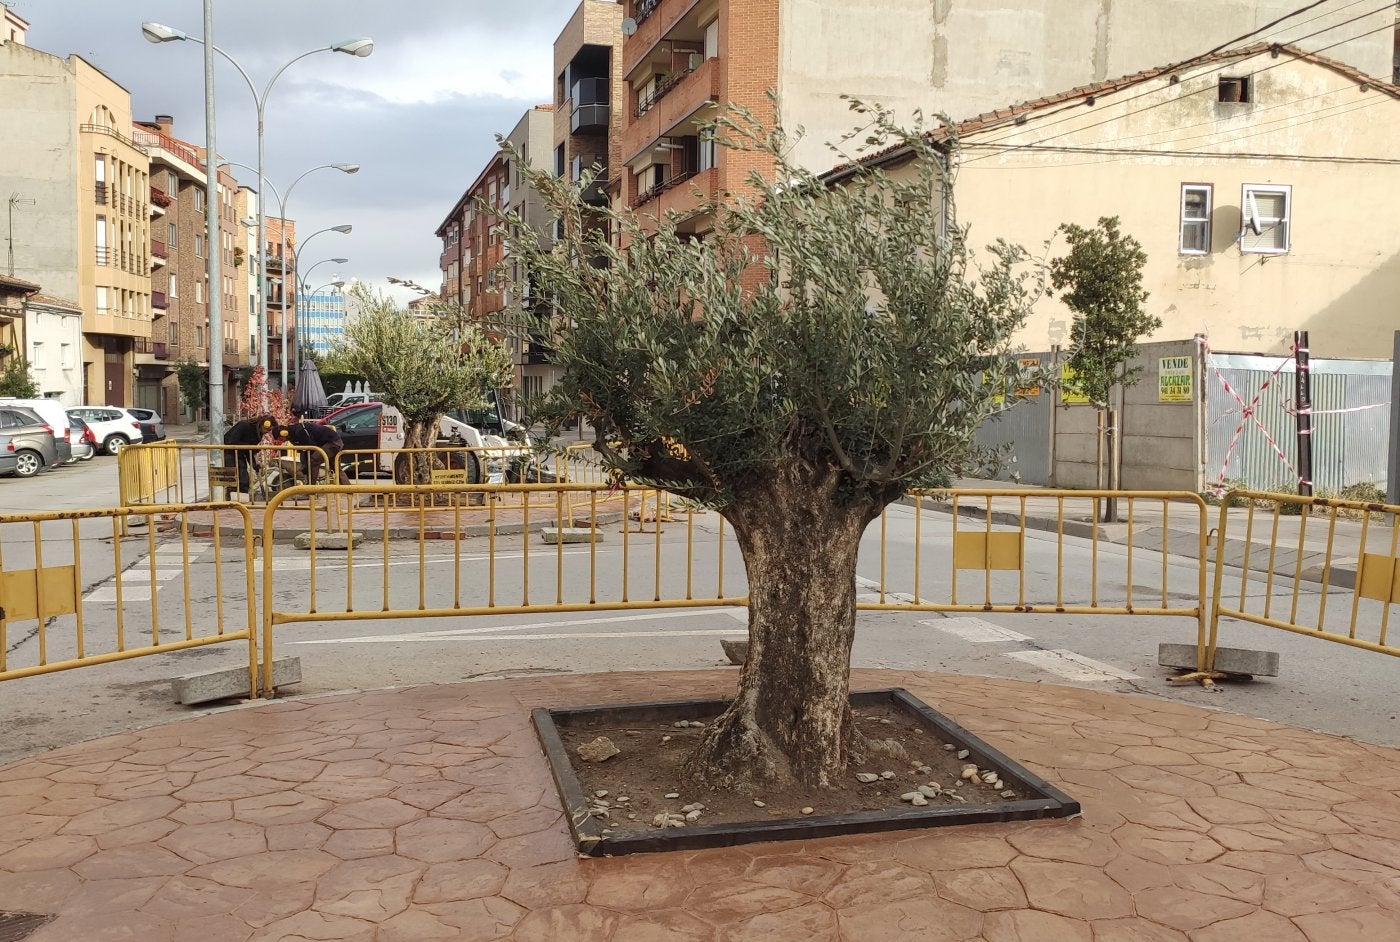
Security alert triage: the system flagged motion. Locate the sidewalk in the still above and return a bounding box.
[1,668,1396,941]
[914,479,1398,588]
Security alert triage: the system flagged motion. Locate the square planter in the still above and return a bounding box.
[532,687,1080,856]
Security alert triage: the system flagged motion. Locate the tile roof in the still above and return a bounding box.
[28,294,82,311]
[824,43,1400,179]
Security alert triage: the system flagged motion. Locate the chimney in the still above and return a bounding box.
[153,115,174,134]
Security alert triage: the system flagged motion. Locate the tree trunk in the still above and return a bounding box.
[396,420,437,485]
[684,464,881,790]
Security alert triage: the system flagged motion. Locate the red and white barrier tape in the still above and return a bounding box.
[1198,336,1301,488]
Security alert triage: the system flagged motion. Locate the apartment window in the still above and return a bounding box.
[60,343,73,369]
[195,234,204,258]
[1179,184,1211,255]
[699,128,717,172]
[704,19,719,60]
[194,188,205,212]
[195,325,204,347]
[30,341,43,369]
[556,71,566,106]
[167,222,177,247]
[1240,184,1291,254]
[96,287,111,312]
[195,280,203,303]
[168,273,178,298]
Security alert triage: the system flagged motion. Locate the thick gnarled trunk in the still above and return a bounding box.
[685,465,880,790]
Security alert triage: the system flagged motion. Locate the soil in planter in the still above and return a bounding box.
[559,701,1026,834]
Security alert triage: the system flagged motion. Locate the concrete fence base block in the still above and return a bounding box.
[173,657,302,705]
[541,527,603,545]
[293,531,364,551]
[1158,643,1279,678]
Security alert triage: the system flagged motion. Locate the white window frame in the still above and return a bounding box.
[30,341,43,369]
[1179,184,1211,255]
[1240,183,1291,255]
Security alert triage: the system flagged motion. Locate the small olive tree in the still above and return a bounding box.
[1049,217,1160,516]
[503,105,1041,790]
[0,357,39,398]
[335,283,512,482]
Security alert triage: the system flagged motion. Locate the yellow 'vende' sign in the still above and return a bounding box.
[1016,357,1042,396]
[1158,356,1193,402]
[1060,364,1089,404]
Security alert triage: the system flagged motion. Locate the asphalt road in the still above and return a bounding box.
[1,470,1396,766]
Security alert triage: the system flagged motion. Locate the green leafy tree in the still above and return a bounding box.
[502,105,1040,789]
[173,359,208,416]
[0,357,39,398]
[1048,216,1160,407]
[1048,217,1160,516]
[335,283,512,482]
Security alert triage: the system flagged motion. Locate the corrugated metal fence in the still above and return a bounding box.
[1204,351,1391,492]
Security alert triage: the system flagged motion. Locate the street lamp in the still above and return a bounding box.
[218,161,358,387]
[141,20,372,399]
[289,228,351,374]
[301,280,346,359]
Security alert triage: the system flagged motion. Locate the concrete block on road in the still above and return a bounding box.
[541,527,603,544]
[1158,643,1279,677]
[173,657,301,705]
[293,531,364,551]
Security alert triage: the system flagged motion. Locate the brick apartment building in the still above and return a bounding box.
[131,117,247,420]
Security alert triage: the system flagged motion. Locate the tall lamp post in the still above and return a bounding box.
[140,21,372,401]
[218,161,358,387]
[292,258,348,365]
[301,279,346,361]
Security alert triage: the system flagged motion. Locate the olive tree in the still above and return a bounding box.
[335,283,512,482]
[503,107,1040,789]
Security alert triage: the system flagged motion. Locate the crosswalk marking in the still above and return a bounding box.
[295,628,747,645]
[923,617,1031,643]
[1003,649,1141,682]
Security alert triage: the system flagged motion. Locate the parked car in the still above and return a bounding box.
[0,397,72,465]
[0,405,60,477]
[324,390,379,411]
[320,402,536,482]
[67,407,143,455]
[126,407,166,443]
[67,415,97,462]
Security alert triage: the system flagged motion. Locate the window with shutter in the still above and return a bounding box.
[1240,184,1291,254]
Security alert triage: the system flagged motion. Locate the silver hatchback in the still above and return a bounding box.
[0,405,60,477]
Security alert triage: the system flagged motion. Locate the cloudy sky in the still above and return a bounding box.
[18,0,582,304]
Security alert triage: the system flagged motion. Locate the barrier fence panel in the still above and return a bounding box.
[0,502,258,691]
[1207,490,1400,668]
[259,482,746,691]
[120,443,332,509]
[862,489,1213,670]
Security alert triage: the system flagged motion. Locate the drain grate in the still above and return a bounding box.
[0,912,54,942]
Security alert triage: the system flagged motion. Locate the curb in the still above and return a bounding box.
[901,494,1360,588]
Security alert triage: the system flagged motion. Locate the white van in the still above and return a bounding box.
[323,402,532,482]
[0,398,72,464]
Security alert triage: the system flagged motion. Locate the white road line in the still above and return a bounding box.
[293,628,746,645]
[84,586,151,602]
[290,608,745,645]
[922,617,1031,643]
[253,549,597,571]
[1003,649,1140,682]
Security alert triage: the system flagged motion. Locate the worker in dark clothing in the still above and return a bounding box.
[222,415,286,493]
[285,420,348,485]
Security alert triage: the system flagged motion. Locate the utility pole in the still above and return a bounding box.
[1294,330,1312,498]
[202,0,225,444]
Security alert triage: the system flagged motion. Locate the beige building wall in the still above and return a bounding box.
[878,49,1400,360]
[777,0,1395,172]
[75,57,151,406]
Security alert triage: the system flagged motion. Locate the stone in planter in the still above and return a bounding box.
[720,639,748,665]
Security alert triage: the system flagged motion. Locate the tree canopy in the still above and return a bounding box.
[1048,216,1160,407]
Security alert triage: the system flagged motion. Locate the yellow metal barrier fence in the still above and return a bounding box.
[0,502,258,691]
[1205,489,1400,672]
[119,442,331,508]
[259,482,741,692]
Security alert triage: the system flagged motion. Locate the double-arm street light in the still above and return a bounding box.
[141,19,372,402]
[301,279,347,361]
[218,161,358,386]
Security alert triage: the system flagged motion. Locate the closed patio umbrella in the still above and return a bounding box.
[292,358,329,418]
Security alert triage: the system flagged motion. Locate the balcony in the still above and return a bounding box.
[632,166,715,230]
[622,55,719,165]
[151,239,169,269]
[151,290,168,310]
[571,155,610,206]
[570,77,611,134]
